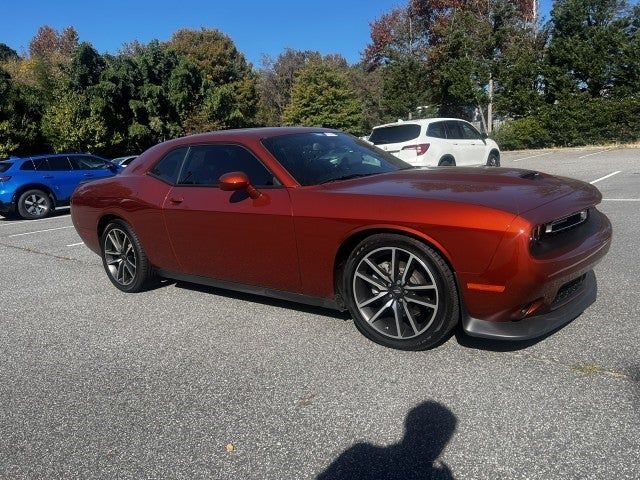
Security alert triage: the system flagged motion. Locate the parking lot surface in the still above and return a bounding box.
[1,147,639,479]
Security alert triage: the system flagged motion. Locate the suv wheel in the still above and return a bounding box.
[17,189,52,219]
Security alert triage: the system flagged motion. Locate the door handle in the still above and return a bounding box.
[169,197,184,204]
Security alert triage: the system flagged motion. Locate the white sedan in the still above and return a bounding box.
[368,118,501,167]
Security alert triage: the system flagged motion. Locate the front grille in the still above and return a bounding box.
[553,274,586,305]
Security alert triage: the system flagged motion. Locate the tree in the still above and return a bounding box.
[283,61,363,134]
[0,43,19,62]
[547,0,630,99]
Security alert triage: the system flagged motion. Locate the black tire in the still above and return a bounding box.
[100,219,156,292]
[17,189,52,219]
[438,156,456,167]
[343,234,459,350]
[487,151,500,167]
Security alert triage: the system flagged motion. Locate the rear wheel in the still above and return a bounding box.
[487,151,500,167]
[17,189,52,219]
[438,156,456,167]
[101,220,155,292]
[343,234,459,350]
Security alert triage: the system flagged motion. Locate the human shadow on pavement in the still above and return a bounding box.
[317,401,457,480]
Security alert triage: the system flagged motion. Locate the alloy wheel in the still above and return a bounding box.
[352,247,439,340]
[104,228,137,286]
[24,193,48,217]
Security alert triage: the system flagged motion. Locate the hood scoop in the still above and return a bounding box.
[519,170,541,180]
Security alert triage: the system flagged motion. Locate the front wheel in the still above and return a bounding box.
[101,220,155,292]
[343,234,459,350]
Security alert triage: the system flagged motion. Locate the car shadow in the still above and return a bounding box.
[316,401,457,480]
[0,207,70,222]
[172,280,352,320]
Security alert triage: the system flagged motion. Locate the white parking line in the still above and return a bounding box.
[590,171,621,184]
[7,226,74,237]
[579,148,615,159]
[602,198,640,202]
[66,242,84,247]
[512,152,550,162]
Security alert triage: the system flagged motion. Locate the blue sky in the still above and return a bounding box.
[3,0,553,67]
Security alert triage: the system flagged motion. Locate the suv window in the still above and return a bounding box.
[48,156,73,171]
[32,158,50,171]
[460,122,482,140]
[69,155,109,170]
[178,144,276,187]
[369,124,421,145]
[149,147,188,184]
[426,122,446,139]
[444,121,464,140]
[0,162,12,173]
[20,161,35,171]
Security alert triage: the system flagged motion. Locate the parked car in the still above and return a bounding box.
[0,153,121,220]
[113,155,138,167]
[368,118,501,167]
[71,128,610,350]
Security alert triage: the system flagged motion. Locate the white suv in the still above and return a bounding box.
[368,118,501,167]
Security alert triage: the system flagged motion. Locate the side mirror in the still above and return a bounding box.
[219,171,261,199]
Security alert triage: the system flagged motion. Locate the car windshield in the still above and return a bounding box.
[262,132,411,186]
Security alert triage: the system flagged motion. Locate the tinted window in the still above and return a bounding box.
[461,122,481,140]
[32,158,50,171]
[262,132,410,186]
[0,162,12,173]
[149,147,188,184]
[122,156,136,166]
[48,156,72,171]
[69,155,109,170]
[426,122,446,139]
[444,121,464,140]
[178,145,276,187]
[20,160,35,171]
[369,124,421,145]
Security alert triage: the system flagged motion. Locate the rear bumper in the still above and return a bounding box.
[462,269,597,341]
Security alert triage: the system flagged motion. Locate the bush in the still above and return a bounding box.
[492,117,552,150]
[494,96,640,150]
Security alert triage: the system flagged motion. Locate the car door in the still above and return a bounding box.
[161,143,300,292]
[459,121,486,165]
[29,158,74,203]
[442,121,465,163]
[69,155,116,184]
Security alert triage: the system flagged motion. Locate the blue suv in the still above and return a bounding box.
[0,153,122,220]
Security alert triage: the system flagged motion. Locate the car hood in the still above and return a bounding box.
[318,167,600,215]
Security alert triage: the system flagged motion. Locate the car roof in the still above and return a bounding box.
[372,118,470,129]
[154,127,340,149]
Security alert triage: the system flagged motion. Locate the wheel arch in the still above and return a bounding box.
[332,226,457,302]
[12,183,58,207]
[438,155,456,166]
[97,213,126,239]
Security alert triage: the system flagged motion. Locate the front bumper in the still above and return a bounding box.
[462,269,597,341]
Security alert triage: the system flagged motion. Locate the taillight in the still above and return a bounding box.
[0,176,11,182]
[401,143,430,155]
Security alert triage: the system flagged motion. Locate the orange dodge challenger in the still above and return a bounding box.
[71,128,611,350]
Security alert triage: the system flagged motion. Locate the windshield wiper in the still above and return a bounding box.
[319,173,378,184]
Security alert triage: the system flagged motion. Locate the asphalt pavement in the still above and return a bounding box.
[0,146,638,479]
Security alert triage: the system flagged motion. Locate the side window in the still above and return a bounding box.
[426,122,445,139]
[48,156,73,171]
[20,160,35,171]
[70,155,109,170]
[178,144,276,187]
[444,121,464,140]
[32,158,50,171]
[461,122,482,140]
[148,147,188,184]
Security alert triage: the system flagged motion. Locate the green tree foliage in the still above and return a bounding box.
[283,61,363,134]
